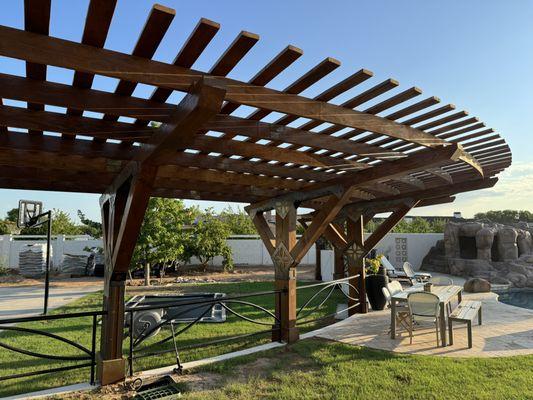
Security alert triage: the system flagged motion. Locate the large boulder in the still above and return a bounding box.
[497,227,519,261]
[517,230,532,255]
[464,278,491,293]
[476,227,495,260]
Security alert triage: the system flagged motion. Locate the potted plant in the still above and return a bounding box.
[365,254,388,311]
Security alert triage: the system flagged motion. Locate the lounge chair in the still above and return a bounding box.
[380,257,431,284]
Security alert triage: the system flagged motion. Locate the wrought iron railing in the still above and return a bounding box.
[125,289,283,376]
[296,275,360,326]
[0,278,360,388]
[0,310,104,384]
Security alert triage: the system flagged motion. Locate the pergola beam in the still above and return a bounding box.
[0,25,451,148]
[247,143,477,212]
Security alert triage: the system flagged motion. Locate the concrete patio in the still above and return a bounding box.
[311,282,533,358]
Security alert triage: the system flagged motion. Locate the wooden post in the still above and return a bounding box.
[97,80,224,385]
[315,236,324,281]
[98,164,156,385]
[333,247,345,280]
[346,216,367,314]
[272,201,299,343]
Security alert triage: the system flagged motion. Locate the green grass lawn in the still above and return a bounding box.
[0,281,346,397]
[182,339,533,400]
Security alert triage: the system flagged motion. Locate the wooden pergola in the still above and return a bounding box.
[0,1,511,385]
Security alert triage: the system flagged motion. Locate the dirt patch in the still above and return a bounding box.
[1,264,316,288]
[0,274,31,285]
[0,275,103,288]
[126,264,316,290]
[236,357,276,381]
[174,371,224,392]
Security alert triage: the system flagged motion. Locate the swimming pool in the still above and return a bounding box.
[496,289,533,310]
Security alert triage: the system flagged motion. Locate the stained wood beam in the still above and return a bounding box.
[362,201,419,255]
[341,177,498,215]
[290,188,356,265]
[102,4,175,125]
[219,44,303,116]
[139,80,225,165]
[250,212,276,256]
[24,0,50,135]
[138,18,220,117]
[0,25,450,148]
[0,74,402,160]
[247,143,478,212]
[0,130,327,182]
[68,0,117,115]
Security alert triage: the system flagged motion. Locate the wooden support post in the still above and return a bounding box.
[333,247,345,280]
[271,201,299,343]
[98,163,156,385]
[315,236,325,281]
[346,216,367,314]
[97,80,225,385]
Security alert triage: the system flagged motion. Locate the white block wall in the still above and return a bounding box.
[0,235,101,269]
[319,233,443,279]
[0,233,442,271]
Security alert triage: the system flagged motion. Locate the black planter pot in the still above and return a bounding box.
[365,268,389,311]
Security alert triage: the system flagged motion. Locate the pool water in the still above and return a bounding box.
[496,289,533,310]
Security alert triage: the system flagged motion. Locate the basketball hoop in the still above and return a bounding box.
[17,200,43,228]
[17,199,53,315]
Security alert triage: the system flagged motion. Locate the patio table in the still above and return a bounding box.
[390,285,463,347]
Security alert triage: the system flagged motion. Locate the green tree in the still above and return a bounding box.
[77,210,103,238]
[182,209,234,271]
[366,216,446,234]
[132,198,195,285]
[21,209,82,235]
[0,220,9,235]
[430,218,447,233]
[6,208,18,223]
[218,206,256,235]
[474,210,533,223]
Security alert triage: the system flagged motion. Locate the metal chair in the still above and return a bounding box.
[407,292,441,346]
[384,282,411,333]
[429,276,453,286]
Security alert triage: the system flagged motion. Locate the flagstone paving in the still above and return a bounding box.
[311,290,533,357]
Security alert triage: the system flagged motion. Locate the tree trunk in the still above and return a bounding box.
[144,263,150,286]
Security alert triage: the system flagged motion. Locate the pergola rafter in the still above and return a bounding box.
[0,0,511,386]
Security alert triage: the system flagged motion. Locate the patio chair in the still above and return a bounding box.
[406,292,441,346]
[402,262,431,285]
[429,276,454,286]
[380,257,431,284]
[383,282,411,333]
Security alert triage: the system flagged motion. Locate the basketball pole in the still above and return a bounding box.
[43,210,52,315]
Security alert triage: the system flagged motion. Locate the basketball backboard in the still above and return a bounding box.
[17,200,43,228]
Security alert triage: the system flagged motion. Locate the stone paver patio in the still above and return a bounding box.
[310,285,533,358]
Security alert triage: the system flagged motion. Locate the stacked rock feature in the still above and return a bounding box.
[421,221,533,288]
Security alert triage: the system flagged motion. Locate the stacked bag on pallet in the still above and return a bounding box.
[61,253,88,276]
[18,244,53,277]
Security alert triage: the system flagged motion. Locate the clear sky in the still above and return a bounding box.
[0,0,531,221]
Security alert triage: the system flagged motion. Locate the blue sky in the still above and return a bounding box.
[0,0,531,221]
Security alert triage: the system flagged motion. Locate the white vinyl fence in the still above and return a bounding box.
[0,233,442,271]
